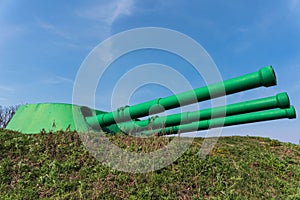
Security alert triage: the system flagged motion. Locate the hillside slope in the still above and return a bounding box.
[0,129,299,199]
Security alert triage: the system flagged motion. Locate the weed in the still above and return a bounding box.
[0,129,299,199]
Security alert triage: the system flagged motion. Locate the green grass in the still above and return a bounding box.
[0,129,299,199]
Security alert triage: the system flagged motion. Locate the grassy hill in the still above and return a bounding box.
[0,129,299,199]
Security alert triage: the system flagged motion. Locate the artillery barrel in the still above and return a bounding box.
[86,66,277,127]
[139,106,296,136]
[120,92,290,132]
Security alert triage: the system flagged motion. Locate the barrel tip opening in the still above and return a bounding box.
[259,66,277,87]
[276,92,290,108]
[286,106,297,119]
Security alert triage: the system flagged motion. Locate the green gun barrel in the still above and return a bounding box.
[120,92,290,132]
[139,106,296,136]
[86,66,277,128]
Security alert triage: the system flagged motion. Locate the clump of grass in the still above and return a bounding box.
[0,129,299,199]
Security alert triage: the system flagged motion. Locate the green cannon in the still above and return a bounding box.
[85,66,277,128]
[6,66,296,135]
[119,92,291,133]
[137,106,296,136]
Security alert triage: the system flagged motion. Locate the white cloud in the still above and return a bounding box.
[0,1,25,48]
[71,0,136,74]
[288,0,300,27]
[288,0,300,10]
[36,19,93,50]
[0,24,25,47]
[77,0,135,26]
[43,76,74,85]
[0,85,14,93]
[0,97,8,101]
[38,21,74,40]
[0,0,16,19]
[109,0,134,24]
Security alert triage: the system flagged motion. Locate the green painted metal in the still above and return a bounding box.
[139,106,297,136]
[86,66,277,127]
[5,66,296,135]
[120,92,290,132]
[6,103,121,134]
[6,103,88,134]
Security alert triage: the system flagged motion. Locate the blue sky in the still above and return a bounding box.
[0,0,299,143]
